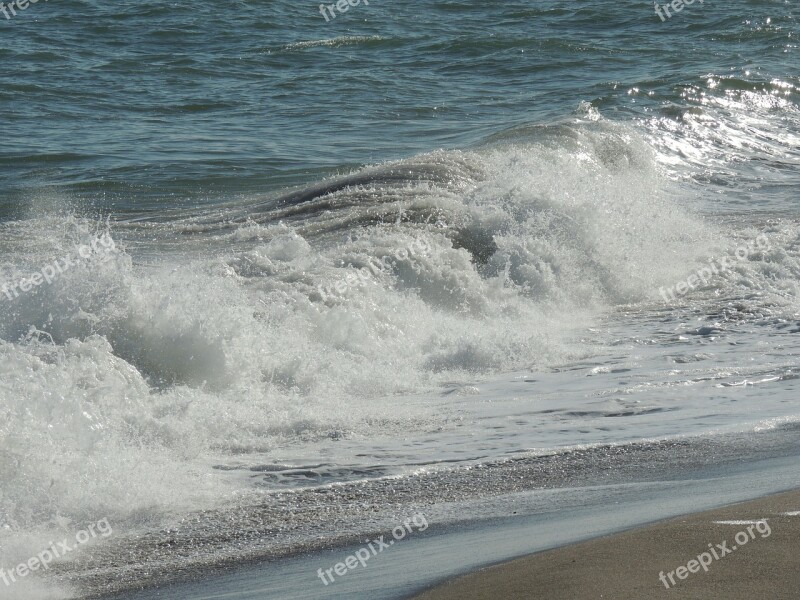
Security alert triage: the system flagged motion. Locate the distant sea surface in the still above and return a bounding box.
[1,1,799,598]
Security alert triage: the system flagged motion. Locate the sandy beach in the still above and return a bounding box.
[413,489,800,600]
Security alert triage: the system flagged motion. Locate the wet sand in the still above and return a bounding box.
[412,489,800,600]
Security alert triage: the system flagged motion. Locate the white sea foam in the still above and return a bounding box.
[2,112,800,593]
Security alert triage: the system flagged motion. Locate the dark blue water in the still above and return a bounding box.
[1,0,797,211]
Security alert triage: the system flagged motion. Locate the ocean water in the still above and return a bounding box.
[1,0,799,597]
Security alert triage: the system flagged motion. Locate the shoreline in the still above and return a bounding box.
[97,448,800,600]
[411,489,800,600]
